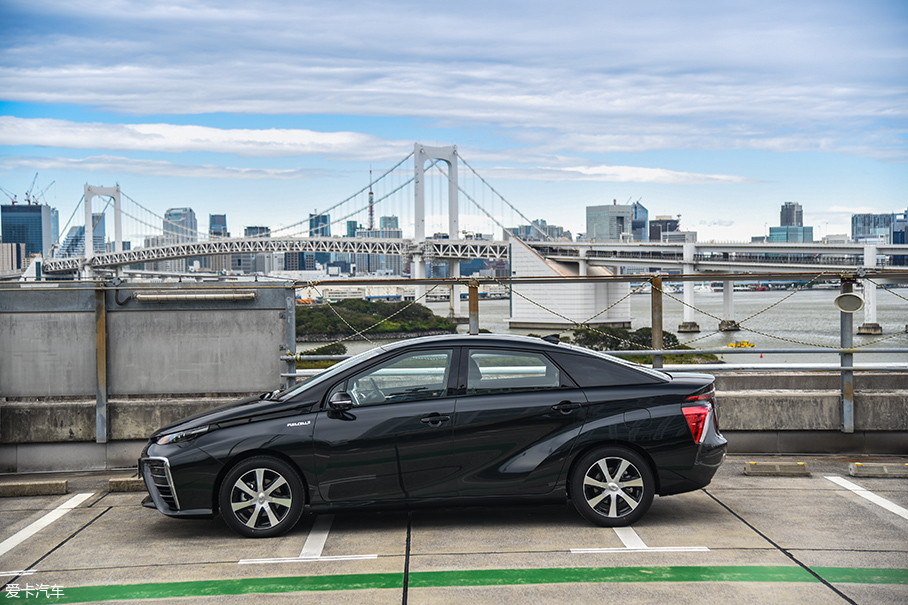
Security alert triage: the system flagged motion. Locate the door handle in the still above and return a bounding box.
[552,401,581,414]
[420,414,451,426]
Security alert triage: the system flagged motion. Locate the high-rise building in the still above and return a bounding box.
[204,214,229,272]
[0,242,27,271]
[309,213,331,265]
[769,226,814,243]
[1,203,55,257]
[233,226,271,273]
[586,202,633,241]
[58,213,106,258]
[163,207,198,272]
[309,213,331,237]
[209,214,228,237]
[631,201,648,241]
[164,208,198,243]
[649,216,680,242]
[780,202,803,227]
[852,213,894,243]
[356,218,403,274]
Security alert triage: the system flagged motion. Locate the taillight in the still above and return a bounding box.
[683,386,716,443]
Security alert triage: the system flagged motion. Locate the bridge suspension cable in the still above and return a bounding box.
[271,151,415,236]
[458,154,550,241]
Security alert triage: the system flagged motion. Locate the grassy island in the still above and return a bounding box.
[296,299,457,340]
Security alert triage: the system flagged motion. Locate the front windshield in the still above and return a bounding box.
[278,343,390,400]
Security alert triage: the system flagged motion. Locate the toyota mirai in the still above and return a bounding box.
[141,334,726,537]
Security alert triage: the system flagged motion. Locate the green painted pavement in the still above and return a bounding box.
[13,565,908,603]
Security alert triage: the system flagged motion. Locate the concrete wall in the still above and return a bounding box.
[0,282,295,399]
[1,370,905,472]
[712,370,908,455]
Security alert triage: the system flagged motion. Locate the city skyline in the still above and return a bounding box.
[1,1,906,243]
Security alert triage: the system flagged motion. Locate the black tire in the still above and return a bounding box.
[218,456,304,538]
[569,446,654,527]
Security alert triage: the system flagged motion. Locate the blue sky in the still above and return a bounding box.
[1,0,906,243]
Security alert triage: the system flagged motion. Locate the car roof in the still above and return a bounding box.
[377,332,671,381]
[378,332,564,352]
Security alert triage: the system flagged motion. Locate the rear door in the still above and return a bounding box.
[452,347,587,496]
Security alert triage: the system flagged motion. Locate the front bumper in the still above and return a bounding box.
[140,456,214,519]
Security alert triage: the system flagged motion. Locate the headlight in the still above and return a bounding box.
[155,425,209,446]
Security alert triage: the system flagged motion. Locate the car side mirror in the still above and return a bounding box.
[328,392,354,411]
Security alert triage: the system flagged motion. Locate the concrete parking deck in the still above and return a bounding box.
[1,456,906,604]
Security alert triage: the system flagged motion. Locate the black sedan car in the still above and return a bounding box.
[141,334,726,538]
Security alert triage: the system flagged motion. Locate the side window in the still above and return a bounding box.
[346,349,453,406]
[550,352,662,387]
[467,349,561,395]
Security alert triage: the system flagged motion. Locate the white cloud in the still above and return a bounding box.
[1,1,905,159]
[0,117,409,159]
[0,154,323,180]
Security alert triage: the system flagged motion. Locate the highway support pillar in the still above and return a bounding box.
[413,255,426,302]
[719,279,740,331]
[678,244,699,333]
[449,260,462,319]
[840,278,855,434]
[651,276,663,369]
[858,245,882,335]
[95,285,108,444]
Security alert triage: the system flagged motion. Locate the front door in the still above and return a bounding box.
[311,348,459,503]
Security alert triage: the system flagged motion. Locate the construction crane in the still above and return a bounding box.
[0,185,17,204]
[32,180,55,204]
[24,173,39,204]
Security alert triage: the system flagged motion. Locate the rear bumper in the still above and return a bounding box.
[658,424,727,496]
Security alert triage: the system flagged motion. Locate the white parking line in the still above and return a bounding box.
[571,526,709,554]
[299,514,334,558]
[825,476,908,521]
[238,514,378,565]
[0,493,95,558]
[0,570,36,577]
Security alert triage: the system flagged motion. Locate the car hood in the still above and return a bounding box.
[149,395,318,439]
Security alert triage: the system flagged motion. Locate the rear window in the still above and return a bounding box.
[551,351,665,388]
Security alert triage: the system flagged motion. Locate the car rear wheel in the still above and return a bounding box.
[219,456,304,538]
[570,446,654,527]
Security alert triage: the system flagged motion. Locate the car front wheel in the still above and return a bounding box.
[218,456,304,538]
[570,446,654,527]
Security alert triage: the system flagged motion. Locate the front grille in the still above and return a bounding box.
[143,458,180,511]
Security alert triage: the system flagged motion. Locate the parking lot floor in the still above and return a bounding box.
[0,455,906,604]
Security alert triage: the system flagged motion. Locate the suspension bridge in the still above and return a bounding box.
[38,142,908,277]
[27,142,908,332]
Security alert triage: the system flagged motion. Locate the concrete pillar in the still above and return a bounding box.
[449,259,462,319]
[468,280,479,335]
[678,243,700,333]
[840,279,855,433]
[720,279,740,331]
[651,276,664,369]
[413,255,426,302]
[578,247,588,276]
[858,244,881,335]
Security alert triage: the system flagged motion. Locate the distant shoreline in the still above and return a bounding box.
[296,330,454,342]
